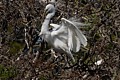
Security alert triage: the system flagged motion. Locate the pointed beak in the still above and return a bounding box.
[43,9,48,17]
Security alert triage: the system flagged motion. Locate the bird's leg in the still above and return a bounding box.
[66,50,75,63]
[64,55,70,67]
[51,49,58,59]
[47,49,58,63]
[54,54,64,64]
[63,55,72,77]
[50,49,64,63]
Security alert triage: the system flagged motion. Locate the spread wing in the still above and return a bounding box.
[50,18,87,52]
[61,18,87,52]
[50,23,60,31]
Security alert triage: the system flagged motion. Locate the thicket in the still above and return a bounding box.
[0,0,120,79]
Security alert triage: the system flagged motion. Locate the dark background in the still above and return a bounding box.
[0,0,120,79]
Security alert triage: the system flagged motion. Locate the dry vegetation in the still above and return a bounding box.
[0,0,120,80]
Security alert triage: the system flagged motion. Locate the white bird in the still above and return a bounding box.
[39,3,87,62]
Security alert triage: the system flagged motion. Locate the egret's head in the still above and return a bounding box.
[44,4,55,17]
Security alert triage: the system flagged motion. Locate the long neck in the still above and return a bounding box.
[40,12,55,33]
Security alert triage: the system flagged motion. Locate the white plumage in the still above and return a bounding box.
[39,2,87,62]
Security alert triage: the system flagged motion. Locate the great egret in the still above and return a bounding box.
[39,2,87,62]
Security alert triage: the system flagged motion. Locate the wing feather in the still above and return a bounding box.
[61,18,87,52]
[50,23,60,31]
[50,18,87,52]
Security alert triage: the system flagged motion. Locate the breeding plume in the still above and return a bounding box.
[39,2,87,62]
